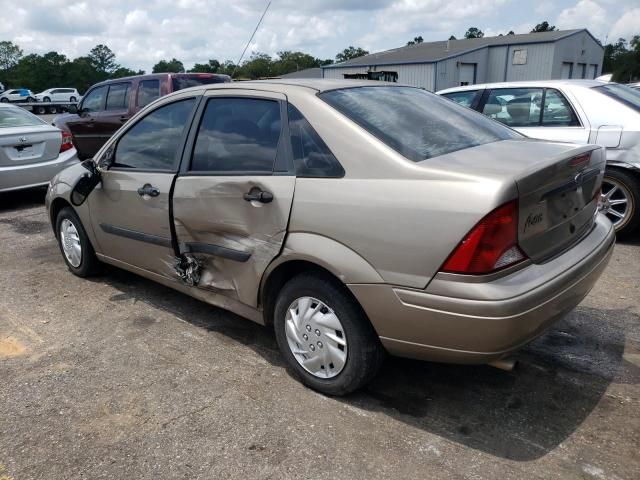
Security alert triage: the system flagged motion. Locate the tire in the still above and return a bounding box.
[0,98,8,103]
[55,207,101,277]
[43,96,51,102]
[70,96,77,102]
[601,168,640,235]
[273,272,385,395]
[47,105,58,114]
[35,106,46,115]
[27,96,35,102]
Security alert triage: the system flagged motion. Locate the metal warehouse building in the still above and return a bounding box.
[322,29,604,91]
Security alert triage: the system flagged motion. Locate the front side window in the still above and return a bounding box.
[113,98,195,170]
[542,89,580,126]
[137,80,160,108]
[288,104,344,177]
[483,88,543,127]
[81,86,107,112]
[442,90,479,108]
[320,86,519,162]
[190,97,281,173]
[106,83,130,110]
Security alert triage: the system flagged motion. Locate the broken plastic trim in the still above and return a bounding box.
[174,254,202,287]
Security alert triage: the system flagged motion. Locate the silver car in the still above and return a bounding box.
[0,104,78,193]
[438,80,640,234]
[45,80,614,395]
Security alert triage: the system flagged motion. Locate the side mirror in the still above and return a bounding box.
[67,104,78,114]
[70,160,101,206]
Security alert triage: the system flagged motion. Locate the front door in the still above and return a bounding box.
[172,91,295,307]
[89,96,198,276]
[67,85,108,158]
[96,82,132,134]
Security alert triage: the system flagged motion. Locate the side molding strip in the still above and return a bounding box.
[183,242,251,262]
[100,223,172,248]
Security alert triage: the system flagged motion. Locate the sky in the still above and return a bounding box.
[0,0,638,72]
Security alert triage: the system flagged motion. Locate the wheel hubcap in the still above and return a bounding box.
[60,219,82,267]
[599,178,631,229]
[284,296,347,378]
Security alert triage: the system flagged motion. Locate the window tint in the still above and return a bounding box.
[137,80,160,108]
[81,86,107,112]
[482,88,543,127]
[113,98,195,170]
[320,87,519,162]
[106,83,130,110]
[288,104,343,177]
[542,89,580,126]
[172,75,230,91]
[594,83,640,113]
[442,91,479,108]
[0,106,44,128]
[191,97,281,173]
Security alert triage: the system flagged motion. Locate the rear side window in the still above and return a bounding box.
[483,88,543,127]
[320,86,519,162]
[106,83,130,110]
[190,97,281,173]
[81,86,107,112]
[288,104,344,177]
[594,83,640,113]
[113,98,195,170]
[442,90,479,108]
[172,75,230,91]
[137,80,160,108]
[542,89,580,126]
[0,106,44,128]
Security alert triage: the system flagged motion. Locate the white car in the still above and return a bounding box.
[34,88,80,103]
[0,88,35,103]
[438,80,640,234]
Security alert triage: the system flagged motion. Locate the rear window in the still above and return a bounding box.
[594,83,640,113]
[172,75,231,91]
[320,86,520,162]
[0,106,44,128]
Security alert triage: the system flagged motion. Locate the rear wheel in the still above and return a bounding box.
[70,96,77,102]
[43,96,51,102]
[273,272,385,395]
[0,98,8,103]
[599,169,640,235]
[55,207,101,277]
[47,105,58,114]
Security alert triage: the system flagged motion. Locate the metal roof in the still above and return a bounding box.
[280,68,322,79]
[323,29,599,69]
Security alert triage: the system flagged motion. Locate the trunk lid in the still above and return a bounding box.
[0,125,62,167]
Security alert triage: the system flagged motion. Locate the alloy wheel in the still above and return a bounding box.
[599,177,632,230]
[284,296,348,378]
[60,218,82,268]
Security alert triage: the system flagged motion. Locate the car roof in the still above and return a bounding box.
[437,79,607,94]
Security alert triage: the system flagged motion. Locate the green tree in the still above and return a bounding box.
[88,44,118,74]
[189,59,221,73]
[507,30,515,35]
[406,36,424,46]
[464,27,484,39]
[531,21,556,33]
[236,52,273,79]
[0,40,23,71]
[603,37,640,82]
[335,46,369,63]
[111,67,144,78]
[152,58,185,73]
[448,35,457,40]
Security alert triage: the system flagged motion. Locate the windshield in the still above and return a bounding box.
[320,86,520,162]
[172,75,231,91]
[0,106,44,128]
[594,83,640,113]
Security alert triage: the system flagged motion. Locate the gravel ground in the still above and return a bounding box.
[0,188,639,480]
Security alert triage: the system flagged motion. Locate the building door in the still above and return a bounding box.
[589,64,598,79]
[459,63,476,86]
[561,62,573,79]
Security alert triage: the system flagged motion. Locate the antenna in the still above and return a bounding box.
[233,1,271,77]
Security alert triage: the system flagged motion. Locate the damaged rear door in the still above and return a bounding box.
[172,90,295,307]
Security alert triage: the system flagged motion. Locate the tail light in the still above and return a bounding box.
[441,200,527,275]
[60,132,73,153]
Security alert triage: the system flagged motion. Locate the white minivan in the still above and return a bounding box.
[438,80,640,234]
[34,88,80,103]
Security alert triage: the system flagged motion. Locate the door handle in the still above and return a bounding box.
[137,184,160,197]
[119,116,128,123]
[243,187,273,204]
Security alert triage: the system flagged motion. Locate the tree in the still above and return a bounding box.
[464,27,484,39]
[448,35,457,40]
[189,59,221,73]
[407,36,424,46]
[531,21,556,33]
[335,46,369,63]
[0,41,23,71]
[236,52,273,79]
[603,37,640,82]
[88,44,118,74]
[507,30,515,35]
[111,67,144,78]
[152,58,185,73]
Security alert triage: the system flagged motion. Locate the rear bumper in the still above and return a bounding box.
[0,148,79,193]
[348,214,615,363]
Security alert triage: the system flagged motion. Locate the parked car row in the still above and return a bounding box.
[438,80,640,234]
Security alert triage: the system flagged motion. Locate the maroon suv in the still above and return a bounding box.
[54,73,230,159]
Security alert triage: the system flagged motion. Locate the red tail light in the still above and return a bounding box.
[60,132,73,153]
[441,200,527,275]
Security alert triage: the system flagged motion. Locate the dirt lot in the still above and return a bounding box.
[1,188,639,480]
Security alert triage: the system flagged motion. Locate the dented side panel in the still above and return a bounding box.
[172,175,296,307]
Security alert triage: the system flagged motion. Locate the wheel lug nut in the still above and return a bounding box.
[317,341,323,348]
[309,344,315,351]
[303,334,308,340]
[315,329,321,336]
[306,325,311,332]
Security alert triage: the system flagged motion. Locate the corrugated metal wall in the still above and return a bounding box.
[486,46,508,82]
[434,49,488,91]
[551,31,603,79]
[322,64,436,90]
[505,43,555,81]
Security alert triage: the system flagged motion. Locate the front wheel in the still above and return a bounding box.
[55,207,101,277]
[599,169,640,235]
[273,272,385,395]
[0,98,8,103]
